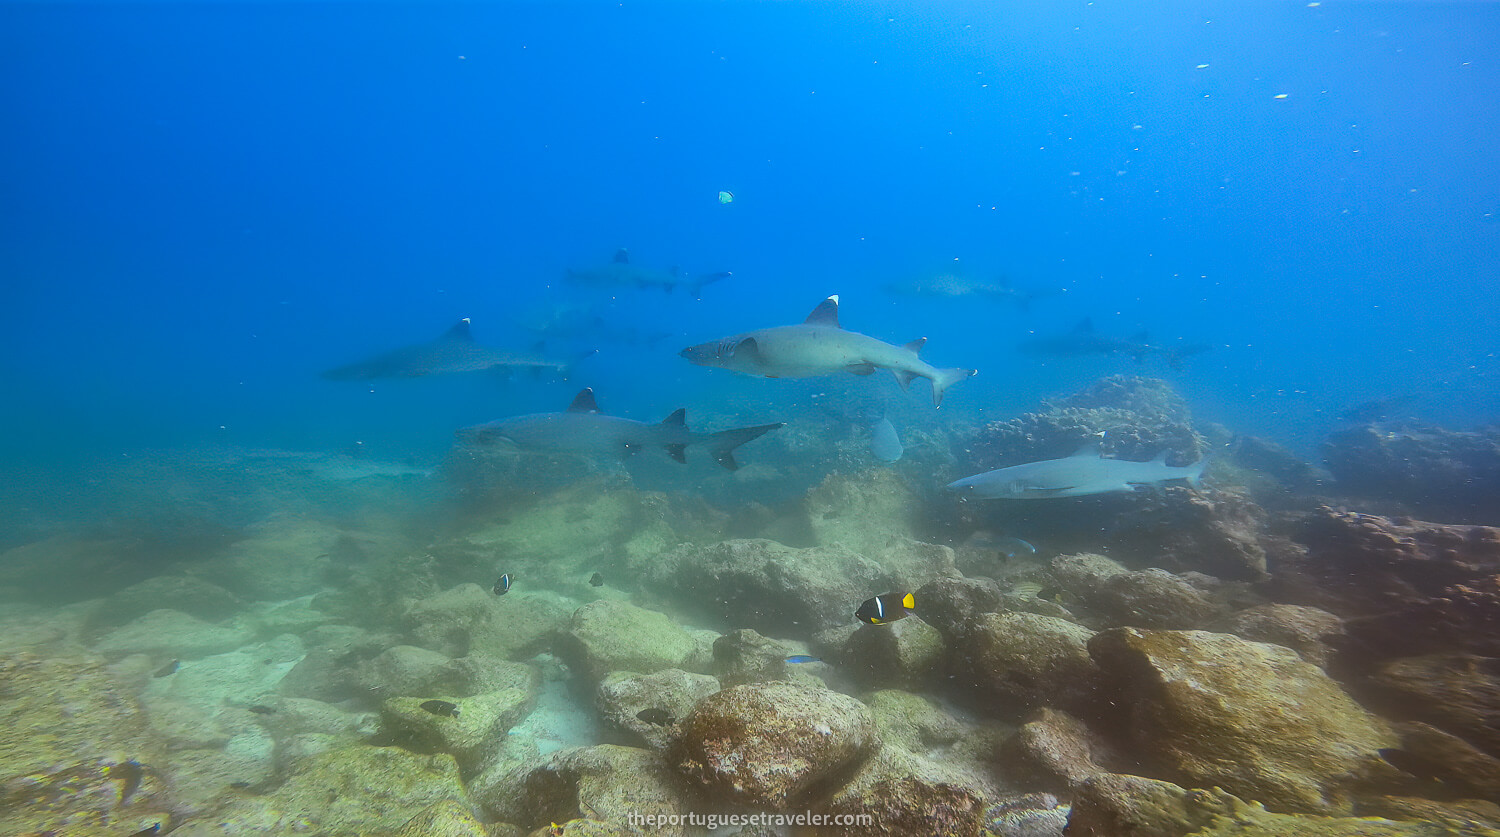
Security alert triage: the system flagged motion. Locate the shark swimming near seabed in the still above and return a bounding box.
[1018,318,1213,370]
[946,445,1208,499]
[320,319,584,381]
[566,248,733,299]
[455,388,783,471]
[881,270,1054,310]
[679,295,977,407]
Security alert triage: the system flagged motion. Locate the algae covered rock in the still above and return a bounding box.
[379,688,536,769]
[197,518,350,601]
[0,653,170,836]
[558,600,697,681]
[1066,772,1240,837]
[390,799,492,837]
[842,616,945,689]
[818,743,990,837]
[92,608,254,658]
[484,744,691,836]
[1366,654,1500,759]
[1214,603,1345,668]
[208,745,472,835]
[647,537,955,635]
[357,644,464,698]
[404,582,571,661]
[960,611,1099,713]
[1089,627,1397,814]
[863,689,969,755]
[712,627,799,687]
[595,668,720,750]
[1001,707,1113,793]
[671,681,878,809]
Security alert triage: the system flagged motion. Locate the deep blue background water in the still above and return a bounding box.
[3,1,1497,508]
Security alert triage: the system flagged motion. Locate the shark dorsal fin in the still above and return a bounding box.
[903,337,927,357]
[445,318,474,341]
[806,295,841,327]
[568,388,601,413]
[661,408,687,427]
[1073,318,1094,334]
[613,248,630,264]
[1069,444,1102,458]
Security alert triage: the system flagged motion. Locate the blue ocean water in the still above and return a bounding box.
[4,1,1497,495]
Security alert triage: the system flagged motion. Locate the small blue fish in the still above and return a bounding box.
[784,655,823,664]
[493,574,512,596]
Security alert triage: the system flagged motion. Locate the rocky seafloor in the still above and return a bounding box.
[2,377,1498,836]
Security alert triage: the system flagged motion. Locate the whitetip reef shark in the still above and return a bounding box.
[566,248,732,299]
[946,445,1208,499]
[679,295,977,407]
[321,319,582,381]
[455,388,783,471]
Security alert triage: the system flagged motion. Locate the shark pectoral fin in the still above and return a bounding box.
[890,368,918,390]
[664,444,687,464]
[847,363,877,376]
[734,337,765,365]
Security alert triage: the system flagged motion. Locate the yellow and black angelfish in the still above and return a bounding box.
[855,592,915,625]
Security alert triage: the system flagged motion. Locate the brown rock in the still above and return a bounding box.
[1367,655,1500,758]
[671,682,878,809]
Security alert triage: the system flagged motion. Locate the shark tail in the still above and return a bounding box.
[1185,457,1210,487]
[930,367,977,408]
[687,271,734,299]
[706,422,785,471]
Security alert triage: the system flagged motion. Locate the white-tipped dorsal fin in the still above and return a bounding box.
[444,318,474,341]
[805,295,841,327]
[568,388,601,413]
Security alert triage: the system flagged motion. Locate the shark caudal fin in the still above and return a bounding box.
[707,423,785,471]
[1185,457,1209,487]
[687,271,734,299]
[930,367,977,407]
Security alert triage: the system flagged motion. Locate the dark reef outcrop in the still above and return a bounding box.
[1322,422,1500,524]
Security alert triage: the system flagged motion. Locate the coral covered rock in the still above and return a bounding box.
[1088,628,1397,814]
[671,682,878,809]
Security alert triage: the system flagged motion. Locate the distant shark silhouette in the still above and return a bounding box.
[680,295,977,407]
[1018,318,1212,370]
[947,445,1208,499]
[566,248,732,299]
[456,388,783,471]
[881,270,1054,310]
[321,319,583,381]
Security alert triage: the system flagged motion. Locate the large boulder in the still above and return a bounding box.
[557,601,698,682]
[379,687,536,770]
[1088,628,1397,814]
[841,617,945,690]
[1212,604,1345,668]
[671,682,878,809]
[645,538,955,635]
[595,668,720,750]
[817,744,991,837]
[1365,654,1500,759]
[959,611,1099,713]
[482,744,691,836]
[403,583,571,661]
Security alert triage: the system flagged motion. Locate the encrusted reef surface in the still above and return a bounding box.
[3,376,1500,835]
[1323,422,1500,524]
